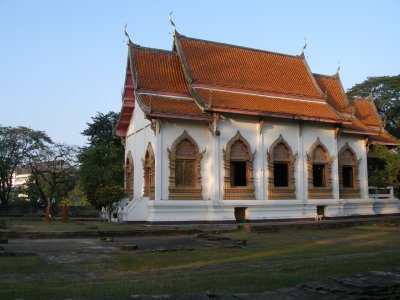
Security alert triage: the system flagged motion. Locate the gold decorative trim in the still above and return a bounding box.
[258,117,264,135]
[125,151,134,200]
[223,131,255,200]
[142,143,155,199]
[168,130,204,200]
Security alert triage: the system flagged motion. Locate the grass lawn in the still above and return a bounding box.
[0,219,147,232]
[0,223,399,300]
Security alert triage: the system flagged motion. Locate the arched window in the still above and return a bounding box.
[125,152,134,200]
[338,143,360,198]
[267,135,296,199]
[223,131,255,200]
[168,130,204,200]
[307,138,333,199]
[142,143,155,199]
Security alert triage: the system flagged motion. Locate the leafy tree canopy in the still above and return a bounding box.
[78,112,124,208]
[25,143,78,205]
[347,75,400,138]
[82,111,121,148]
[369,144,400,190]
[0,126,52,206]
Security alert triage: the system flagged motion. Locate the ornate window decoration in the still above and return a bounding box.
[307,138,333,199]
[267,135,297,200]
[125,151,134,200]
[338,143,361,198]
[142,143,155,199]
[223,131,255,200]
[168,130,204,200]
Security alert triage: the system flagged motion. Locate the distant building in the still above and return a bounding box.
[11,160,69,201]
[116,29,399,223]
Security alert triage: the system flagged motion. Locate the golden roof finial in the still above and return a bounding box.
[124,23,132,45]
[336,60,341,74]
[169,11,177,36]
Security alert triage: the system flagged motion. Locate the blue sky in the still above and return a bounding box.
[1,0,399,146]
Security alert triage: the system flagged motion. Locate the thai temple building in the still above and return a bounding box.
[115,26,399,223]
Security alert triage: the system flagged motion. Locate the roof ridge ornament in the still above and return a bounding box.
[169,11,177,36]
[336,60,341,74]
[124,24,132,45]
[367,87,374,101]
[301,37,307,55]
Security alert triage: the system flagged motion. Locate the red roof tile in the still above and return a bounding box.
[195,88,346,122]
[134,48,189,94]
[370,131,399,145]
[140,95,205,116]
[314,74,352,115]
[178,37,323,98]
[349,97,382,127]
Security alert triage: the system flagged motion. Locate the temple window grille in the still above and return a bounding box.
[125,153,134,200]
[223,131,255,200]
[307,139,332,199]
[143,144,155,200]
[267,136,296,199]
[338,144,360,198]
[168,130,204,200]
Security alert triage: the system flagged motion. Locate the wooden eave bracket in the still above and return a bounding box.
[209,112,220,136]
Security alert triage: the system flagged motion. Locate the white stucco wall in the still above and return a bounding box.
[121,110,399,222]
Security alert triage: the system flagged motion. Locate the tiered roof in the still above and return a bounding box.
[116,31,398,146]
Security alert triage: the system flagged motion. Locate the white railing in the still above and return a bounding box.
[368,186,395,199]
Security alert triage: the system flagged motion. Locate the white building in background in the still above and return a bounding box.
[115,28,399,223]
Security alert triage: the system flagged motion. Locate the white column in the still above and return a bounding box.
[360,139,369,199]
[297,123,306,200]
[155,120,163,200]
[331,130,340,199]
[260,125,266,200]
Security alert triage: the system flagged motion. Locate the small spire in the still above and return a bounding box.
[336,60,341,74]
[301,37,307,54]
[124,23,132,45]
[169,11,177,36]
[367,87,374,100]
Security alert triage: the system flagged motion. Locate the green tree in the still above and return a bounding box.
[369,144,400,191]
[0,126,52,207]
[61,180,89,206]
[26,143,78,205]
[347,75,400,138]
[78,112,124,208]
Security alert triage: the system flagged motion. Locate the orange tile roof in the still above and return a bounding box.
[341,118,375,134]
[349,97,382,127]
[370,131,399,145]
[195,88,347,122]
[313,74,352,115]
[134,48,189,94]
[140,95,205,116]
[178,37,323,98]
